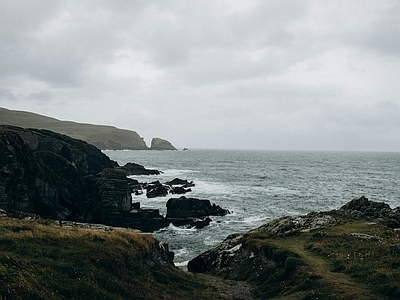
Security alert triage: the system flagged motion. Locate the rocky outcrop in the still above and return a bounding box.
[150,137,177,150]
[188,196,400,274]
[0,125,171,232]
[166,196,230,219]
[120,162,160,175]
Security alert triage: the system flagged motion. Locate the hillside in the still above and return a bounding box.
[0,215,227,300]
[0,107,150,150]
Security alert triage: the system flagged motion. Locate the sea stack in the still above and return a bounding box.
[150,137,177,150]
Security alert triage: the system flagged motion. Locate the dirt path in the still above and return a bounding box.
[196,273,256,300]
[270,238,378,300]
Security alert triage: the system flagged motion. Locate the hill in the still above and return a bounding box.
[0,107,151,150]
[0,215,226,300]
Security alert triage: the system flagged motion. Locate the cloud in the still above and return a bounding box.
[1,0,400,151]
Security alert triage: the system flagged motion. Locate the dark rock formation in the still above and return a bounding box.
[337,195,394,218]
[189,217,212,229]
[165,178,195,187]
[150,137,177,150]
[146,181,170,198]
[0,125,170,232]
[121,162,160,175]
[166,196,230,219]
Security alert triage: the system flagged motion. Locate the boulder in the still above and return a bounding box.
[189,217,212,229]
[166,196,229,219]
[146,181,170,198]
[121,162,160,175]
[165,178,195,187]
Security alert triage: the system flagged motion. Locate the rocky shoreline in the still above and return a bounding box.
[1,125,399,299]
[0,125,228,232]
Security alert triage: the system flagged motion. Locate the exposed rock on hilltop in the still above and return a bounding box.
[151,137,177,150]
[0,107,175,150]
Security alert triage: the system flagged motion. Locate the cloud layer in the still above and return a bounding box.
[1,0,400,151]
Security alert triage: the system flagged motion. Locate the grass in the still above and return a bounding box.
[205,217,400,299]
[0,218,225,300]
[1,215,399,299]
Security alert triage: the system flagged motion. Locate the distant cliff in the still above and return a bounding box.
[0,107,176,150]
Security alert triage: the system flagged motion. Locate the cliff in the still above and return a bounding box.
[0,107,176,150]
[0,125,168,231]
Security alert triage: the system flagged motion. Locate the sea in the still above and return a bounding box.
[103,149,400,268]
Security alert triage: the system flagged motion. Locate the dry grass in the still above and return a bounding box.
[0,218,225,300]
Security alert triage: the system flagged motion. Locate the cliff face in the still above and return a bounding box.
[0,125,118,220]
[0,125,171,231]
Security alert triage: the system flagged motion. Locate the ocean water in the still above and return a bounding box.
[104,149,400,268]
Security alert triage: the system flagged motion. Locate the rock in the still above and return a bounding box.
[338,195,392,219]
[121,162,160,175]
[0,125,170,232]
[165,178,195,187]
[150,137,177,150]
[166,196,229,219]
[189,217,212,229]
[146,181,170,198]
[170,186,192,195]
[188,233,244,273]
[250,211,337,237]
[188,197,400,277]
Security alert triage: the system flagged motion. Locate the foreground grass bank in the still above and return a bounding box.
[202,215,400,299]
[0,218,224,300]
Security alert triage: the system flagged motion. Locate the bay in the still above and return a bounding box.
[104,149,400,267]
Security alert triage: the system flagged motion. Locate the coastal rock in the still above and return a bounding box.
[166,196,230,219]
[188,197,399,277]
[150,137,177,150]
[0,125,170,232]
[252,211,337,237]
[165,178,195,187]
[146,181,170,198]
[338,195,393,218]
[121,162,160,175]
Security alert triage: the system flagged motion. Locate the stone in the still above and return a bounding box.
[166,196,229,219]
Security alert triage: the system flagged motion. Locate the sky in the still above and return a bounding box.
[1,1,400,151]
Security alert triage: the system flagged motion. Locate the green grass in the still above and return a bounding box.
[0,218,225,300]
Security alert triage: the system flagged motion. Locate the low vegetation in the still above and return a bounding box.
[1,213,399,299]
[0,218,224,300]
[208,215,400,299]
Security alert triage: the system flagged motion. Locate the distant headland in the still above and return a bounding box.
[0,107,176,150]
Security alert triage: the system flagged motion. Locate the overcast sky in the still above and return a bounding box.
[1,1,400,151]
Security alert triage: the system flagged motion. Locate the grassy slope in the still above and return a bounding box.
[0,107,148,150]
[220,216,400,299]
[0,218,225,300]
[1,215,399,299]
